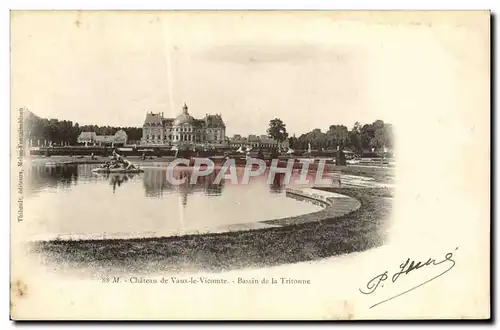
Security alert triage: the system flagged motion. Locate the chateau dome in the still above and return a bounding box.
[173,103,195,126]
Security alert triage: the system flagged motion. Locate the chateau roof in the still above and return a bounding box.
[230,138,248,144]
[162,118,174,125]
[144,112,163,125]
[78,132,97,140]
[173,113,195,126]
[229,135,286,144]
[193,119,205,128]
[205,114,225,128]
[115,130,127,137]
[142,105,226,128]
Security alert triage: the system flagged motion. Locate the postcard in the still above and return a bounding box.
[10,10,490,320]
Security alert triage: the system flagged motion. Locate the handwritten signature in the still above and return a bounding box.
[359,247,458,309]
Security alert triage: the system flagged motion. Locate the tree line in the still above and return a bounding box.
[23,110,393,154]
[267,118,394,155]
[24,110,143,145]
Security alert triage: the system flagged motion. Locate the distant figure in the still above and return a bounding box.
[141,152,146,161]
[124,159,133,169]
[112,149,123,162]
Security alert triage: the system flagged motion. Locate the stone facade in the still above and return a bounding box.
[229,134,289,150]
[77,130,128,146]
[141,103,226,147]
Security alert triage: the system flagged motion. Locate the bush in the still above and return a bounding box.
[270,148,279,159]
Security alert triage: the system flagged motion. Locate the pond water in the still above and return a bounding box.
[23,163,323,240]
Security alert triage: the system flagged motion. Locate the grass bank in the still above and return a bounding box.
[30,187,393,276]
[329,165,395,184]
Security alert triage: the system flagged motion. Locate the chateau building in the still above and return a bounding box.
[229,134,289,150]
[141,103,226,146]
[77,130,128,146]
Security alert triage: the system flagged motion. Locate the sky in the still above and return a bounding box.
[10,11,488,137]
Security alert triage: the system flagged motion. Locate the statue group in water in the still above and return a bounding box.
[93,150,143,173]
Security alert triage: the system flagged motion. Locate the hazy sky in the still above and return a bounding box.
[10,11,488,137]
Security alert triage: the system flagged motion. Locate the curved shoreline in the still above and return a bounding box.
[264,187,361,227]
[26,186,360,242]
[28,187,393,275]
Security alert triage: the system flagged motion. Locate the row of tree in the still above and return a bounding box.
[24,111,143,145]
[267,118,394,155]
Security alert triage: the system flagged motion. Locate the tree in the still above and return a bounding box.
[297,128,324,150]
[348,127,362,155]
[257,148,264,160]
[287,120,393,156]
[328,125,349,165]
[328,125,349,150]
[373,122,393,152]
[267,118,289,146]
[288,134,297,149]
[353,121,362,133]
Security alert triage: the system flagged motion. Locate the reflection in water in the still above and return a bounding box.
[105,174,135,194]
[26,164,290,204]
[286,192,328,207]
[142,169,225,200]
[27,164,292,202]
[26,164,79,196]
[270,173,285,194]
[23,163,324,240]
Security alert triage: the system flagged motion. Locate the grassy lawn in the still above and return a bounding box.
[30,187,393,276]
[330,165,395,184]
